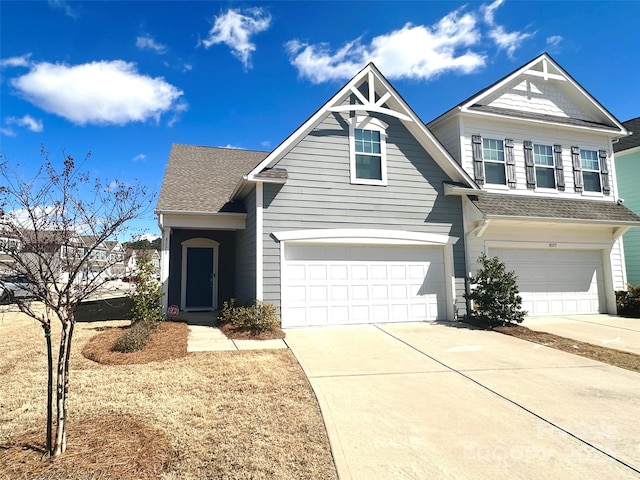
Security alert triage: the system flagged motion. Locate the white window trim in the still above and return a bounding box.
[533,143,557,190]
[580,148,602,194]
[349,116,388,186]
[482,138,506,186]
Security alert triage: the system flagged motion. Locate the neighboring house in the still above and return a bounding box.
[105,240,126,278]
[157,54,640,326]
[429,53,640,316]
[613,117,640,285]
[125,249,160,278]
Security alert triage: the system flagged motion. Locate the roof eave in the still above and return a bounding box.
[483,214,640,227]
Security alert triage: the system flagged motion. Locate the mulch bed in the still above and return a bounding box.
[81,321,188,365]
[218,322,286,340]
[0,414,175,479]
[494,324,640,373]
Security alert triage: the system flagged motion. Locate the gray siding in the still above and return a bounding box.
[234,190,257,302]
[262,112,466,314]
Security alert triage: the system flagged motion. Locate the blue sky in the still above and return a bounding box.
[2,1,639,238]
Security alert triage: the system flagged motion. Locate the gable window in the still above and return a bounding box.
[580,149,601,192]
[534,144,555,189]
[483,138,506,185]
[350,117,387,185]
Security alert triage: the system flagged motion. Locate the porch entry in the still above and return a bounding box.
[181,238,219,311]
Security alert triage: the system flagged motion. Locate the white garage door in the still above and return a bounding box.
[489,248,604,315]
[281,244,447,327]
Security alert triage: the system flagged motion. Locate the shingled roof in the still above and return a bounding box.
[156,145,269,214]
[469,193,640,224]
[614,117,640,152]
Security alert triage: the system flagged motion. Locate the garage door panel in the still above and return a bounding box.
[489,248,604,316]
[282,244,446,327]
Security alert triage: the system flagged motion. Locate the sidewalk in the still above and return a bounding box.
[187,324,288,352]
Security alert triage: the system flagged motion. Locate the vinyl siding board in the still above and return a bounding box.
[616,151,640,285]
[234,189,257,302]
[430,116,461,164]
[261,111,466,315]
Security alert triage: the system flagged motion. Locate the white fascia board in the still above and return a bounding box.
[444,183,479,196]
[484,215,640,227]
[159,212,246,230]
[273,228,458,246]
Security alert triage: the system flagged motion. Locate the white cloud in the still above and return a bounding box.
[48,0,79,19]
[11,60,184,126]
[218,144,244,149]
[546,35,563,51]
[287,8,485,83]
[0,127,16,137]
[202,7,271,69]
[132,154,146,162]
[0,54,32,68]
[136,35,167,54]
[481,0,532,58]
[6,115,43,132]
[260,140,271,148]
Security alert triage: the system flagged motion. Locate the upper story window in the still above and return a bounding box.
[482,138,506,185]
[580,149,601,192]
[533,144,555,189]
[350,117,387,186]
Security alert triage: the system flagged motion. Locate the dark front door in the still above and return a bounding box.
[185,247,214,309]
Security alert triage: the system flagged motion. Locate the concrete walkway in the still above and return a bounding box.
[286,322,640,480]
[524,315,640,354]
[187,324,287,352]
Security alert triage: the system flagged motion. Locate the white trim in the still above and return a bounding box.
[443,243,456,320]
[159,212,246,230]
[349,116,388,186]
[180,238,219,311]
[255,182,263,301]
[273,229,458,245]
[484,240,613,251]
[160,227,171,313]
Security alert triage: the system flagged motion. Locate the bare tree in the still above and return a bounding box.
[0,146,154,457]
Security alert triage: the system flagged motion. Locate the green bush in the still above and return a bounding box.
[127,256,163,324]
[219,298,280,333]
[616,284,640,318]
[111,320,158,353]
[464,253,527,328]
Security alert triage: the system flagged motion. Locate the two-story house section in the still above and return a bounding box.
[429,53,640,316]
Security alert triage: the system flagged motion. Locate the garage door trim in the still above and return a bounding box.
[277,229,458,326]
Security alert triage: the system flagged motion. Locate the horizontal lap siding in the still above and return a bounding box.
[234,190,257,302]
[262,112,465,314]
[616,153,640,285]
[430,116,461,164]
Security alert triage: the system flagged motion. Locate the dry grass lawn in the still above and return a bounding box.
[0,306,337,479]
[494,324,640,373]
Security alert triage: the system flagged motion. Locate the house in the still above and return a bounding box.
[105,240,126,278]
[613,117,640,285]
[429,53,640,315]
[125,249,160,279]
[157,54,640,326]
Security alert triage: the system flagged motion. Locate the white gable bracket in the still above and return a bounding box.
[328,105,412,122]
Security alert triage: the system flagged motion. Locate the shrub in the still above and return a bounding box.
[127,256,163,324]
[464,253,527,328]
[219,298,280,333]
[616,283,640,317]
[111,320,158,353]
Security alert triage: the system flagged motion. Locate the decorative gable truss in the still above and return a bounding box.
[240,63,476,193]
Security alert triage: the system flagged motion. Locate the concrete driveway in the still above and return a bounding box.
[524,315,640,354]
[285,322,640,480]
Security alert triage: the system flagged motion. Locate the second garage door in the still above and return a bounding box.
[489,248,605,315]
[281,244,447,327]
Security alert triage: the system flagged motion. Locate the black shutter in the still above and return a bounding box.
[472,135,484,185]
[571,146,583,192]
[505,139,516,188]
[599,150,610,195]
[554,145,565,191]
[523,141,535,189]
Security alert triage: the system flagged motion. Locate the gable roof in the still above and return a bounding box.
[156,144,268,214]
[614,117,640,153]
[429,53,627,136]
[236,62,477,197]
[469,193,640,225]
